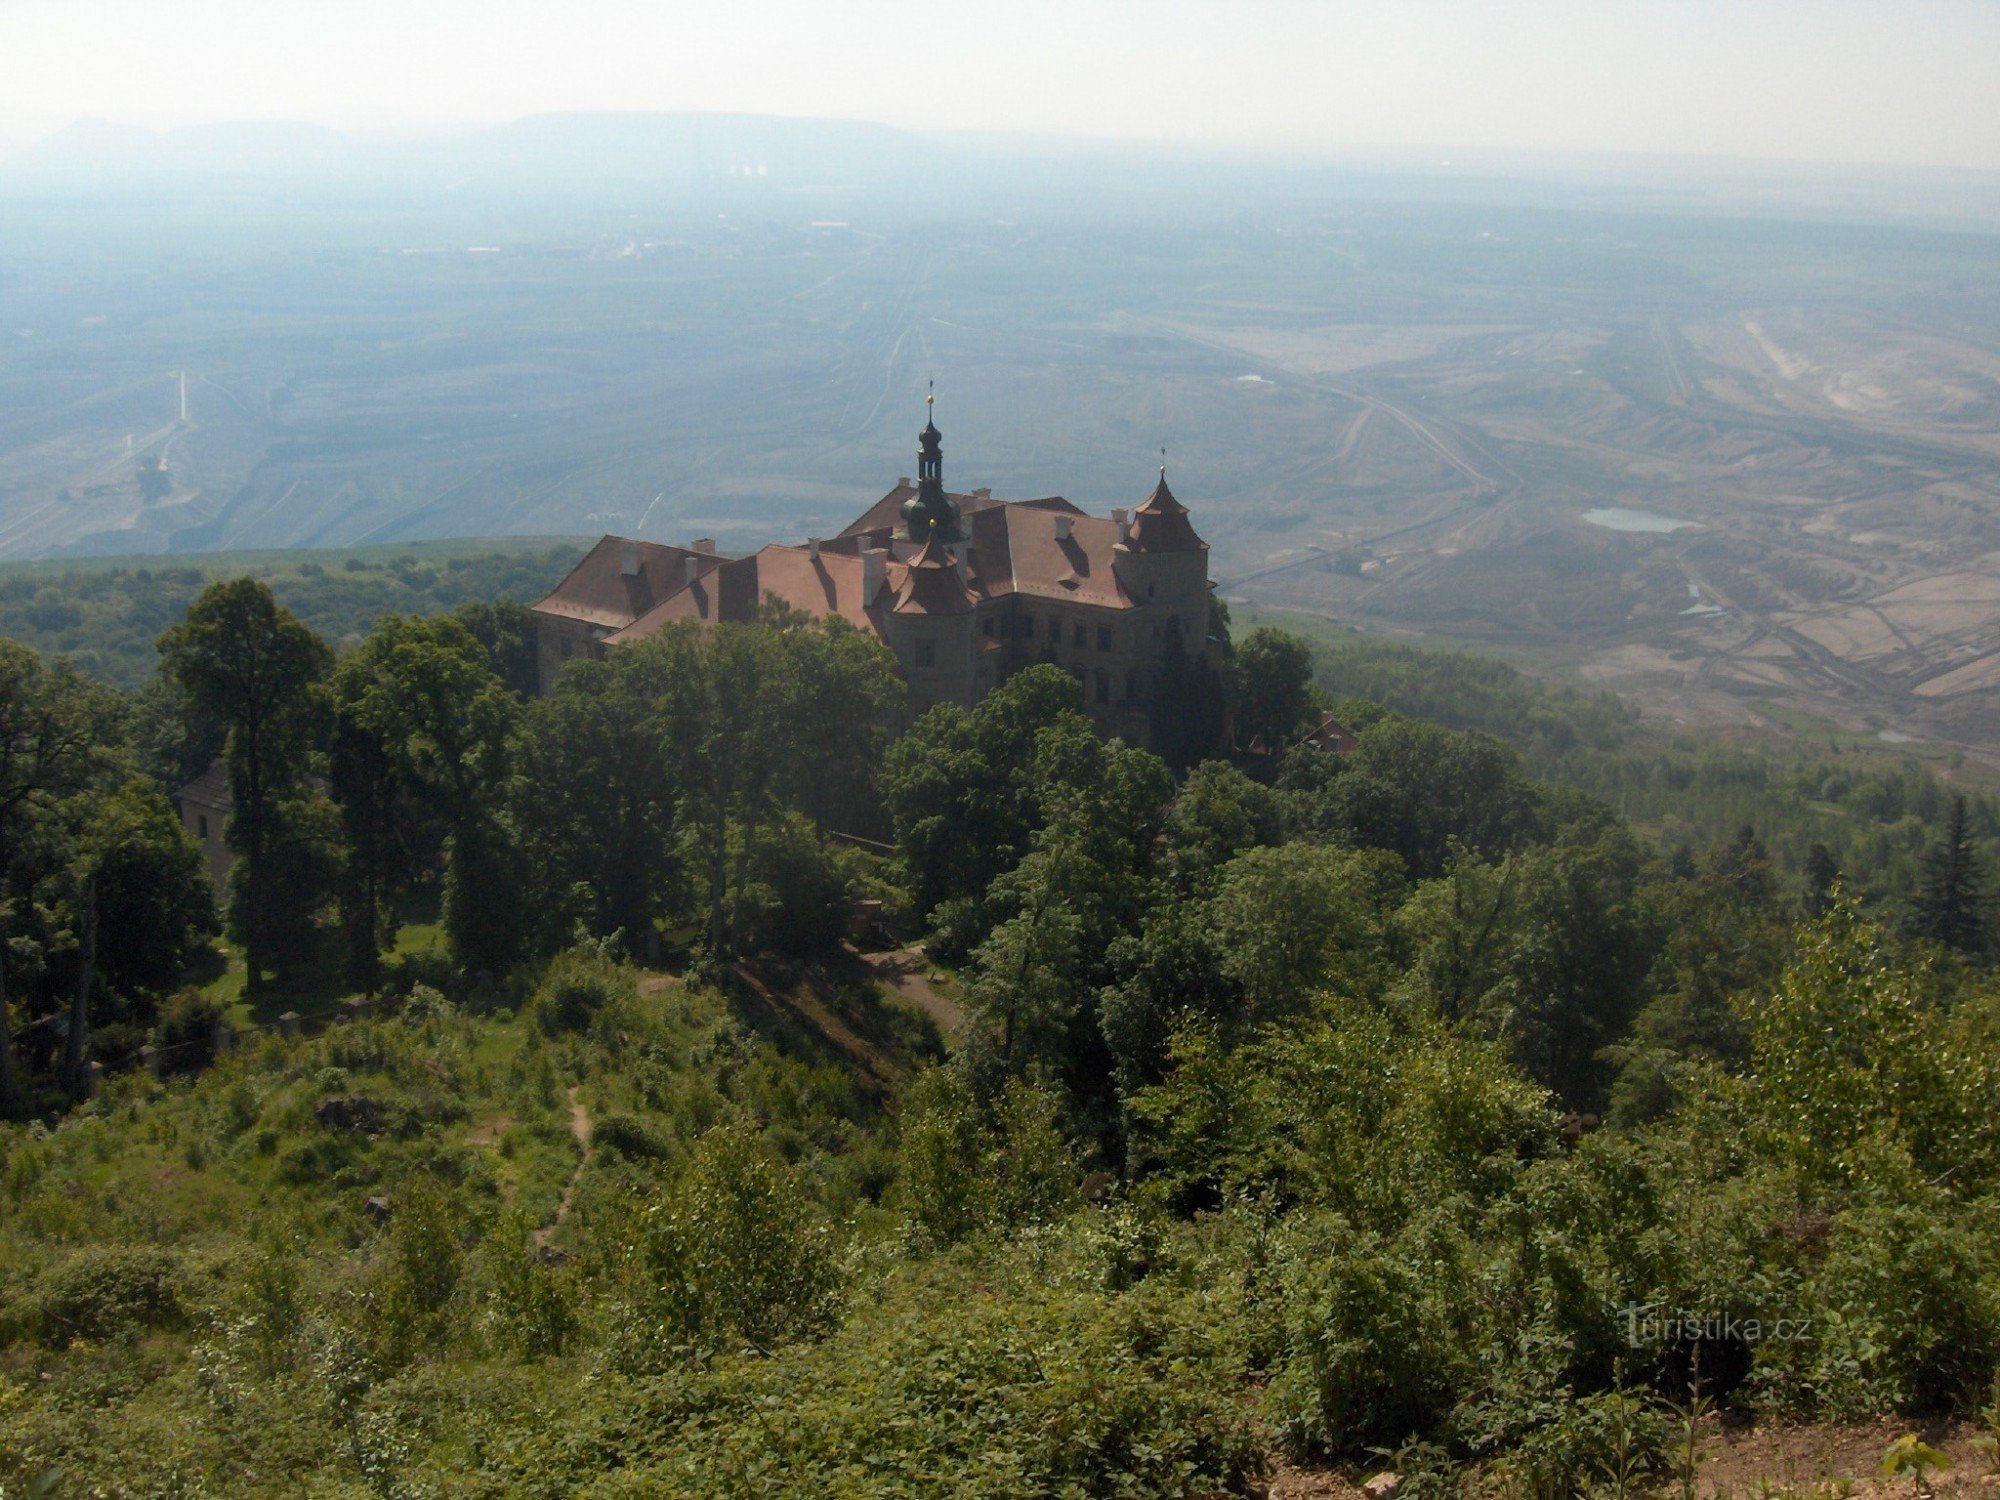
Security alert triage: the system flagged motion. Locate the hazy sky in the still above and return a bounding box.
[5,0,2000,170]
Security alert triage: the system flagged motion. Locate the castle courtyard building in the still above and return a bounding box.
[530,405,1215,746]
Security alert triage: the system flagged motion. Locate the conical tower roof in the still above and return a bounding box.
[1124,467,1204,552]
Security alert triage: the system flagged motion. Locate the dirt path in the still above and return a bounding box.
[857,946,966,1038]
[532,1086,591,1252]
[733,961,892,1084]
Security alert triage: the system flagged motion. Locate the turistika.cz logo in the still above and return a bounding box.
[1619,1302,1812,1348]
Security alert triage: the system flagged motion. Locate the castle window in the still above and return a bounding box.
[982,617,996,637]
[1072,622,1086,648]
[1020,615,1035,638]
[914,638,936,668]
[1124,673,1137,702]
[1095,671,1110,705]
[1097,626,1112,651]
[198,814,209,839]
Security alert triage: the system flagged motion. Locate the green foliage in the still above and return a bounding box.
[0,547,582,694]
[628,1126,843,1355]
[82,777,220,1001]
[153,987,228,1075]
[1207,842,1405,1014]
[15,1245,192,1343]
[895,1068,1077,1247]
[1749,902,1971,1192]
[158,576,331,993]
[1233,625,1317,749]
[1881,1433,1953,1484]
[530,938,638,1035]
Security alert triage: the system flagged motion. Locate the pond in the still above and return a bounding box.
[1582,507,1701,534]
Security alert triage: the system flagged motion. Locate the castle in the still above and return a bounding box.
[529,402,1215,746]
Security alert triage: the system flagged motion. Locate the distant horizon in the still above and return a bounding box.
[13,107,2000,190]
[6,1,2000,173]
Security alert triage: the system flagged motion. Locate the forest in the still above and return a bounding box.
[0,574,1997,1496]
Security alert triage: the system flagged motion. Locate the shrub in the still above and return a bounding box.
[153,988,227,1075]
[21,1246,191,1343]
[591,1112,673,1163]
[632,1126,842,1354]
[1267,1216,1479,1457]
[1797,1202,2000,1414]
[1498,1389,1675,1500]
[530,938,636,1035]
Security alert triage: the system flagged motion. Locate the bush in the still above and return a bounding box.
[1498,1389,1675,1500]
[631,1126,842,1354]
[1267,1216,1479,1457]
[530,938,636,1035]
[1797,1202,2000,1414]
[20,1246,192,1343]
[592,1112,673,1163]
[153,987,227,1075]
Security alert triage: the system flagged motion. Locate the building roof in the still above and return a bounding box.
[530,536,723,630]
[177,759,231,813]
[556,457,1205,653]
[891,530,974,616]
[962,503,1137,609]
[838,483,1008,540]
[606,543,889,644]
[1123,473,1206,554]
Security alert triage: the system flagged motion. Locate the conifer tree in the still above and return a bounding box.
[1910,794,1990,956]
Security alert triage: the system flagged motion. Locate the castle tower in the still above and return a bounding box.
[899,391,963,544]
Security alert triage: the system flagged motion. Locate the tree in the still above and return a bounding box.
[1327,715,1536,879]
[1149,622,1228,771]
[327,694,408,995]
[1233,627,1315,750]
[884,665,1084,921]
[1908,794,1990,957]
[451,599,541,698]
[1161,760,1281,894]
[338,614,521,973]
[1206,842,1405,1015]
[158,579,330,994]
[0,643,124,1110]
[81,778,218,1003]
[512,636,691,955]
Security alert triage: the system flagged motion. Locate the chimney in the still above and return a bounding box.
[1111,507,1130,544]
[620,539,641,577]
[692,538,717,555]
[807,536,821,561]
[898,476,911,488]
[684,555,701,587]
[1053,514,1073,542]
[861,547,887,602]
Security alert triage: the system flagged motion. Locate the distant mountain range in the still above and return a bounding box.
[2,112,939,187]
[10,112,2000,231]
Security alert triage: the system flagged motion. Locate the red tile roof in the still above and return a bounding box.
[963,504,1136,609]
[530,536,723,629]
[891,530,974,616]
[1124,473,1205,554]
[606,544,889,644]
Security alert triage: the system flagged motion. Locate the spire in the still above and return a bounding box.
[900,385,962,543]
